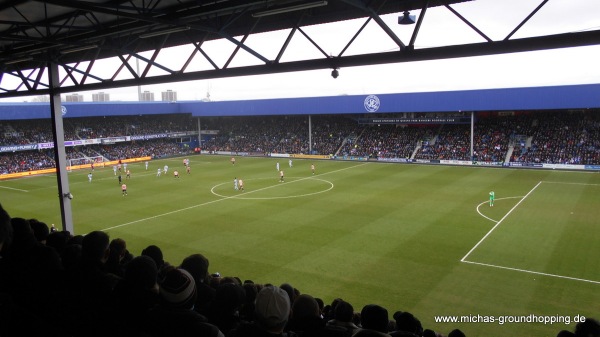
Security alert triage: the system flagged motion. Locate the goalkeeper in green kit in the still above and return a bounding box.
[489,191,495,207]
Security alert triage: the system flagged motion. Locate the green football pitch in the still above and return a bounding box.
[1,155,598,336]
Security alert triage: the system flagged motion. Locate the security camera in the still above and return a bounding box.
[398,11,416,25]
[63,192,73,200]
[331,69,339,79]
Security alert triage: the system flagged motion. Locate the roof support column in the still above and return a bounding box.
[197,117,202,148]
[308,115,312,154]
[48,61,74,234]
[470,111,474,162]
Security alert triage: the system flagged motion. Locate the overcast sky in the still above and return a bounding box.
[2,0,600,102]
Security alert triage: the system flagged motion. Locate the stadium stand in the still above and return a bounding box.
[2,111,600,175]
[509,111,600,165]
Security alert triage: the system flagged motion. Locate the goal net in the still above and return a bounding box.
[67,156,105,172]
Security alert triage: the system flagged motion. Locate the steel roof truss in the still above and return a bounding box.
[216,31,270,65]
[223,19,260,69]
[338,17,372,58]
[504,0,549,41]
[60,61,81,86]
[275,25,298,64]
[13,4,44,38]
[180,34,208,73]
[80,46,102,85]
[297,27,329,59]
[4,65,50,90]
[141,37,169,77]
[193,40,220,70]
[441,1,491,42]
[408,0,428,49]
[15,69,33,91]
[113,54,135,81]
[32,66,45,90]
[340,0,407,50]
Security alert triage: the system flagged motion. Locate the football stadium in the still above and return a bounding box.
[1,102,599,337]
[1,1,600,337]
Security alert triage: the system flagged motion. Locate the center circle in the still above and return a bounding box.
[211,177,334,200]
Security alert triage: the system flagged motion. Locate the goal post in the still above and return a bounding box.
[67,156,105,172]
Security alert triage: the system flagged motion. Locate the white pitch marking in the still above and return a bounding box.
[461,260,600,285]
[465,180,600,285]
[461,181,543,262]
[475,196,524,223]
[541,181,600,186]
[103,162,368,232]
[0,185,29,192]
[211,177,334,200]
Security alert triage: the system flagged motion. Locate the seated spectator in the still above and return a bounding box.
[574,317,600,336]
[207,282,246,335]
[105,237,132,278]
[109,255,160,337]
[142,244,171,284]
[29,218,50,245]
[326,300,360,336]
[46,229,70,254]
[448,328,466,337]
[145,268,223,337]
[0,204,20,336]
[287,294,348,337]
[359,304,390,336]
[56,230,119,336]
[60,241,82,271]
[240,280,260,322]
[0,203,11,254]
[390,311,423,337]
[6,216,62,288]
[180,253,216,316]
[229,285,292,337]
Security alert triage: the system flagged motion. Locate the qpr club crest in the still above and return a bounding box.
[364,95,380,112]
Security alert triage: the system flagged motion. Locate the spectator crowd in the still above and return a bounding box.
[2,110,600,174]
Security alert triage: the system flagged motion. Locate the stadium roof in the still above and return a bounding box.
[1,83,599,120]
[2,0,600,99]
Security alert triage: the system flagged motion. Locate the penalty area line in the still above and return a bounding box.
[102,196,239,232]
[0,185,29,192]
[461,260,600,285]
[461,181,543,262]
[541,181,600,186]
